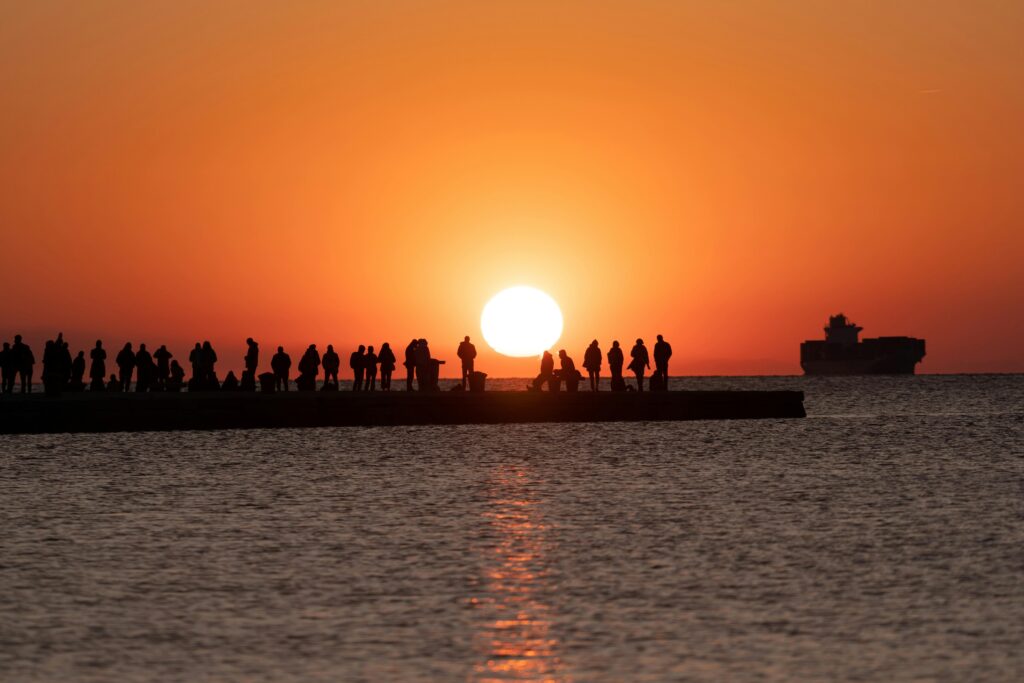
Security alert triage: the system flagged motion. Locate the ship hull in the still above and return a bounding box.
[801,358,919,375]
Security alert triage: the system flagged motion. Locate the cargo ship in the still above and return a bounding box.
[800,314,925,375]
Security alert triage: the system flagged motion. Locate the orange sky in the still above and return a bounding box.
[2,1,1022,375]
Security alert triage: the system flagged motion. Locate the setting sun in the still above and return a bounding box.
[481,287,563,358]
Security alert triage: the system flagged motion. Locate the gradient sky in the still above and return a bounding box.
[2,1,1022,375]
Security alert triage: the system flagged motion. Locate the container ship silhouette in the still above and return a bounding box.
[800,314,926,375]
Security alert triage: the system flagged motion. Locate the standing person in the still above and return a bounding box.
[135,343,155,392]
[41,340,58,394]
[364,345,379,391]
[89,340,106,391]
[0,341,13,393]
[414,339,432,391]
[116,342,135,392]
[349,345,366,391]
[12,335,34,393]
[153,345,172,389]
[629,338,650,392]
[188,343,204,388]
[457,336,477,390]
[70,351,86,390]
[653,334,672,389]
[583,339,602,391]
[322,344,340,388]
[201,341,218,386]
[298,344,321,390]
[607,341,625,391]
[378,342,396,391]
[244,338,259,376]
[403,339,418,391]
[271,346,291,391]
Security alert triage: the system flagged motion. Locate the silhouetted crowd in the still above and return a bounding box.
[0,332,672,396]
[529,335,672,392]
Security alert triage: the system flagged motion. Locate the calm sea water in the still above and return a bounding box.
[1,376,1021,682]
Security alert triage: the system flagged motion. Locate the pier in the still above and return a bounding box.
[0,390,805,434]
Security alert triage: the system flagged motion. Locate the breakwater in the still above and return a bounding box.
[0,390,805,434]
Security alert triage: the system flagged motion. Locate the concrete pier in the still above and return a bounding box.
[0,390,806,434]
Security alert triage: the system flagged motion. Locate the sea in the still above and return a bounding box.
[1,375,1021,682]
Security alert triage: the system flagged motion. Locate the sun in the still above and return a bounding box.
[481,286,564,357]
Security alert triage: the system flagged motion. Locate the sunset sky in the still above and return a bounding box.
[2,1,1022,375]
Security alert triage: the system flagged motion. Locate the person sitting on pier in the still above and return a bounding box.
[378,342,396,391]
[201,341,218,387]
[168,360,186,392]
[457,336,477,390]
[135,343,155,392]
[221,371,239,391]
[271,346,291,391]
[116,342,136,392]
[322,344,340,388]
[583,340,602,391]
[404,339,418,391]
[607,340,625,391]
[70,351,86,391]
[629,338,650,392]
[153,345,172,389]
[530,350,556,391]
[244,338,259,377]
[653,334,672,391]
[0,342,13,393]
[188,343,204,389]
[349,345,366,391]
[106,373,122,392]
[89,340,106,392]
[297,344,320,391]
[558,349,581,392]
[12,335,35,394]
[364,345,379,391]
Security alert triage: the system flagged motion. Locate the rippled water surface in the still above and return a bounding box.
[2,376,1022,681]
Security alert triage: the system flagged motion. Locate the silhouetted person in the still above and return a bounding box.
[414,339,433,391]
[404,339,418,391]
[558,349,580,392]
[583,339,602,391]
[0,342,13,393]
[135,343,154,392]
[70,351,86,391]
[12,335,34,393]
[653,334,672,390]
[322,344,340,388]
[271,346,291,391]
[107,374,122,392]
[116,342,135,392]
[607,340,625,391]
[245,338,259,375]
[349,345,366,391]
[531,350,556,391]
[297,344,320,391]
[629,338,650,392]
[188,343,203,388]
[457,336,477,390]
[221,371,239,391]
[365,345,379,391]
[89,340,106,391]
[201,341,218,387]
[378,342,396,391]
[154,345,172,388]
[168,360,186,392]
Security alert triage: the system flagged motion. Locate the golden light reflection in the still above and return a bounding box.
[471,465,570,683]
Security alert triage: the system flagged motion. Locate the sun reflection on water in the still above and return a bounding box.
[471,466,569,683]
